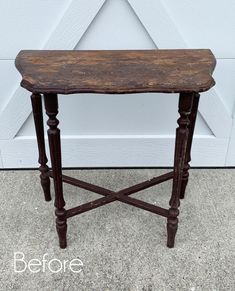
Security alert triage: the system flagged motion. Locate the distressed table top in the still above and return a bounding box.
[15,49,216,94]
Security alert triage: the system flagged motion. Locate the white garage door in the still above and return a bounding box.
[0,0,235,168]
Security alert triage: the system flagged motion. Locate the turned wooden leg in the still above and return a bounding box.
[44,93,67,249]
[31,93,51,202]
[180,93,200,199]
[167,93,194,248]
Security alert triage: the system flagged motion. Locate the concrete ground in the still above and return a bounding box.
[0,169,234,291]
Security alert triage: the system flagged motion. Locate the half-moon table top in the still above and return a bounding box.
[15,49,216,95]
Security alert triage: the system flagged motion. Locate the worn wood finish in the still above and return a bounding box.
[46,170,172,219]
[16,48,216,249]
[31,93,51,201]
[167,93,194,248]
[66,190,169,219]
[44,93,67,249]
[180,93,200,199]
[15,49,216,94]
[60,171,173,218]
[47,170,174,197]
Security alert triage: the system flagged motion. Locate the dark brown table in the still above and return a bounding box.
[15,49,216,249]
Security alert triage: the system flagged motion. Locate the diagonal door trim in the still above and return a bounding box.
[128,0,232,138]
[0,0,106,139]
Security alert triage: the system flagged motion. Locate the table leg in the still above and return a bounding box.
[44,93,67,249]
[167,92,194,248]
[31,93,51,201]
[180,93,200,199]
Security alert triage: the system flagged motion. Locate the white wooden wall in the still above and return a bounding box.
[0,0,235,168]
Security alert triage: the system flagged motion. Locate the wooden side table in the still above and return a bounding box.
[15,50,216,249]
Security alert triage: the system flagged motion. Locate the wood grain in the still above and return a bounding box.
[15,49,216,94]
